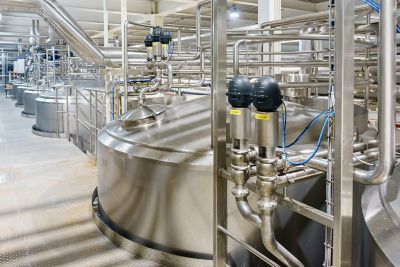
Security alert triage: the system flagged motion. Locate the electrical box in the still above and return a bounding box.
[13,59,25,74]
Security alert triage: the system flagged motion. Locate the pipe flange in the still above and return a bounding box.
[257,199,277,211]
[231,164,249,172]
[257,157,278,164]
[256,174,277,183]
[231,187,250,198]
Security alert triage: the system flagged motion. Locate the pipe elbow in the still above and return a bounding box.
[260,212,304,267]
[235,197,261,226]
[353,161,395,185]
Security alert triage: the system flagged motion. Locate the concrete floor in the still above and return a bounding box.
[0,93,159,266]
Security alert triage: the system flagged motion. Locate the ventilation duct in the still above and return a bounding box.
[0,0,109,66]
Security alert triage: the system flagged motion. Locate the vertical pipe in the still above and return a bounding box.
[52,47,56,84]
[364,13,371,110]
[67,45,71,86]
[89,91,93,154]
[55,87,60,138]
[46,49,49,86]
[212,0,227,266]
[95,90,98,160]
[66,87,70,142]
[75,89,80,147]
[333,0,354,266]
[353,0,396,184]
[121,0,128,113]
[103,0,109,47]
[324,2,335,266]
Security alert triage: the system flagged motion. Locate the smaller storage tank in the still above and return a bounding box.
[15,85,33,107]
[33,89,103,154]
[33,90,72,137]
[11,82,23,100]
[21,89,42,118]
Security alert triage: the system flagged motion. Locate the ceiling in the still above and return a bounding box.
[0,0,329,47]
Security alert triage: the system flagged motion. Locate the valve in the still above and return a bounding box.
[227,76,253,198]
[144,34,154,61]
[252,76,282,112]
[227,76,253,109]
[160,30,172,60]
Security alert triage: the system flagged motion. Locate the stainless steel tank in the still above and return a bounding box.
[21,89,41,117]
[33,91,69,135]
[361,166,400,266]
[33,89,102,154]
[16,85,33,107]
[96,96,342,266]
[11,82,23,100]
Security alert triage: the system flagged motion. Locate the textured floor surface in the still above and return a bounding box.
[0,92,159,267]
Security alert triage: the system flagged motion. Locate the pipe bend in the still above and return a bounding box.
[353,0,396,185]
[353,162,395,185]
[260,212,304,267]
[235,197,261,226]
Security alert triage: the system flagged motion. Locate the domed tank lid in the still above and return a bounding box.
[119,104,165,128]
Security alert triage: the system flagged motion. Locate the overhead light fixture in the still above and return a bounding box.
[229,4,240,18]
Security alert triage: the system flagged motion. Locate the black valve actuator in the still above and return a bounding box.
[144,34,153,47]
[227,76,253,108]
[252,76,282,112]
[160,31,172,44]
[152,27,163,42]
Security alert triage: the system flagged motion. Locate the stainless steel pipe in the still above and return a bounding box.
[353,0,396,185]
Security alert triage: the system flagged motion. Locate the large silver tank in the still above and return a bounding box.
[22,90,41,117]
[361,166,400,266]
[97,96,345,266]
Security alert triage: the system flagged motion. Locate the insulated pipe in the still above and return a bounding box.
[0,0,109,66]
[353,0,396,185]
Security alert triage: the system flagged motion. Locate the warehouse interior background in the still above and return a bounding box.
[0,0,399,266]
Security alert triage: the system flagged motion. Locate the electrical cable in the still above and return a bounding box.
[278,104,333,148]
[281,103,335,166]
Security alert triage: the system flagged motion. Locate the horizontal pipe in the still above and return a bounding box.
[260,4,371,28]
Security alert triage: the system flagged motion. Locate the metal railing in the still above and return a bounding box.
[54,84,106,163]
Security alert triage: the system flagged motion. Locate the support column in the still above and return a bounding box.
[212,0,227,266]
[103,0,109,47]
[333,0,354,266]
[258,0,281,76]
[150,15,164,27]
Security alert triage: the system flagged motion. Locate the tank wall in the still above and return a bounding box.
[97,135,326,266]
[23,91,39,115]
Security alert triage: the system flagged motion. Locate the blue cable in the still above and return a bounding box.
[282,109,335,166]
[278,109,332,148]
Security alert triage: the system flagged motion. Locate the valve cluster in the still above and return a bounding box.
[227,76,282,158]
[144,26,172,61]
[227,76,282,112]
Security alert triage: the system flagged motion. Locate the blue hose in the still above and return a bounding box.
[281,110,335,166]
[278,109,331,148]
